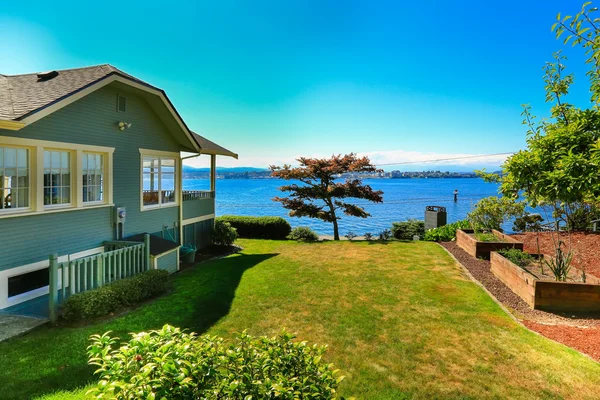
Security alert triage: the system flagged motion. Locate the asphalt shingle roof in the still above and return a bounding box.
[0,64,151,120]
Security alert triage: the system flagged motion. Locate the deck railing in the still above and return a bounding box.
[182,190,215,201]
[48,234,150,322]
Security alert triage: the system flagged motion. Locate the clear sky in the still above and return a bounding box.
[0,1,592,170]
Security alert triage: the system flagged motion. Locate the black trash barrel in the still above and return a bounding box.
[425,206,447,231]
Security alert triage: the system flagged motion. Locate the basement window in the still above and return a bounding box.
[117,94,127,112]
[8,268,49,298]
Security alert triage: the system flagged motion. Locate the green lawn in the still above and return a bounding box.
[2,239,600,399]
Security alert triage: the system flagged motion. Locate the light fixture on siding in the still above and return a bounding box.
[117,121,132,131]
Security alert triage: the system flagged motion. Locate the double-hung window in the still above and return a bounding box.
[82,153,104,203]
[0,146,29,211]
[43,150,71,206]
[142,155,177,208]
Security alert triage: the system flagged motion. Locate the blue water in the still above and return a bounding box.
[184,178,503,236]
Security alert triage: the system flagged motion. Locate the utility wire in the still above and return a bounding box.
[373,152,516,167]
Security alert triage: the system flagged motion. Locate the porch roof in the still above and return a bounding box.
[191,131,238,159]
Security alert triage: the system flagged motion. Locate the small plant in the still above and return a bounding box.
[86,325,343,399]
[474,232,501,242]
[423,220,470,242]
[544,241,573,282]
[212,220,238,246]
[345,231,357,241]
[363,232,373,241]
[378,229,392,241]
[391,219,424,240]
[288,226,319,241]
[498,248,534,268]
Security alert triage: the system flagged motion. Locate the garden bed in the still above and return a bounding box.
[456,229,523,259]
[512,231,600,280]
[490,251,600,312]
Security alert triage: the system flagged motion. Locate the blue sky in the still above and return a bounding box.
[0,1,592,170]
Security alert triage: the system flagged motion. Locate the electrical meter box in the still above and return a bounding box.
[114,207,126,223]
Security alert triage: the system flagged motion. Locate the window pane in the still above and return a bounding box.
[44,150,70,205]
[0,147,29,210]
[82,153,104,203]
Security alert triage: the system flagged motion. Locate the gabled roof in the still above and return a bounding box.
[0,64,237,159]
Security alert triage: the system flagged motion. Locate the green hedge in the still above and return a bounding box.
[391,220,425,240]
[62,269,170,322]
[423,220,471,242]
[216,215,292,239]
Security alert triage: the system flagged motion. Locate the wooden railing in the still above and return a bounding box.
[182,190,215,201]
[48,234,151,322]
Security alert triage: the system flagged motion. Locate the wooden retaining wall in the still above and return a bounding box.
[456,229,523,259]
[490,252,536,307]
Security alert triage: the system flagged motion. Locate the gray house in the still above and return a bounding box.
[0,65,237,317]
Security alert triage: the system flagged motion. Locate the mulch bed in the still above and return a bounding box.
[511,232,600,279]
[441,241,600,361]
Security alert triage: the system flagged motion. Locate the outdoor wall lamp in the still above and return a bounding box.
[118,121,132,131]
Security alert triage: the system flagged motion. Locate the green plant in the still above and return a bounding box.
[544,240,573,282]
[216,215,291,239]
[474,232,501,242]
[363,232,373,240]
[288,226,319,241]
[468,196,525,232]
[212,220,238,246]
[378,229,392,241]
[391,219,425,240]
[345,231,357,240]
[87,325,343,399]
[498,249,534,268]
[423,220,470,242]
[62,270,170,322]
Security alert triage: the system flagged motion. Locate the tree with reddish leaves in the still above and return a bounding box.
[270,153,384,240]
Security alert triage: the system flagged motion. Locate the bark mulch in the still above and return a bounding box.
[441,241,600,361]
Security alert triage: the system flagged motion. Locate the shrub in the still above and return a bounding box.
[288,226,319,241]
[216,215,291,239]
[62,270,169,322]
[423,220,470,242]
[87,325,343,399]
[363,232,374,241]
[345,231,357,241]
[378,229,392,241]
[391,219,424,240]
[212,220,238,246]
[498,248,534,267]
[467,196,525,232]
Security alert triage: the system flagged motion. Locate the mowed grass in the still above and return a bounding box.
[2,240,600,399]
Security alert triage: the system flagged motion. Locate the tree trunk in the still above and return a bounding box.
[332,218,340,241]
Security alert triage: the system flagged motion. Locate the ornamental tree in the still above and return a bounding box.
[270,154,384,240]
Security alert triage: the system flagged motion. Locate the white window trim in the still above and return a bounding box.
[0,246,104,309]
[0,144,32,212]
[139,149,180,211]
[81,151,108,206]
[0,135,114,219]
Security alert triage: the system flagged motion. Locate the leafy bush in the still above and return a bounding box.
[378,229,392,241]
[288,226,319,241]
[212,220,238,246]
[216,215,292,239]
[364,232,374,240]
[467,196,525,232]
[391,219,424,240]
[498,248,534,267]
[87,325,343,399]
[512,212,544,233]
[423,220,470,242]
[62,270,169,322]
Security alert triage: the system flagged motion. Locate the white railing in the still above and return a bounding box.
[48,234,150,322]
[182,190,215,201]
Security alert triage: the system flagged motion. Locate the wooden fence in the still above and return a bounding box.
[48,234,151,322]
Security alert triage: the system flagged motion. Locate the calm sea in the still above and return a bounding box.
[183,178,503,236]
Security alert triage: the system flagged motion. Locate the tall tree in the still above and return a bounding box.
[270,154,384,240]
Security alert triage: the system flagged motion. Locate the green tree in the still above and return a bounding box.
[270,154,383,240]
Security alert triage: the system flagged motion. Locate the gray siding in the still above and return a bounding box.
[155,250,178,274]
[183,219,214,249]
[182,198,214,220]
[0,84,183,272]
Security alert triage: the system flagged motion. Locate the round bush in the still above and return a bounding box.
[212,220,238,246]
[288,226,319,241]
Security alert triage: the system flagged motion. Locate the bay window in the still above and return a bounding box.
[142,155,177,208]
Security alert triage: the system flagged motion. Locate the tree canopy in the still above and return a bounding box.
[270,154,383,240]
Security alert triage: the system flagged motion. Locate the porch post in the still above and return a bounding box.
[49,254,58,323]
[144,234,151,270]
[210,154,216,192]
